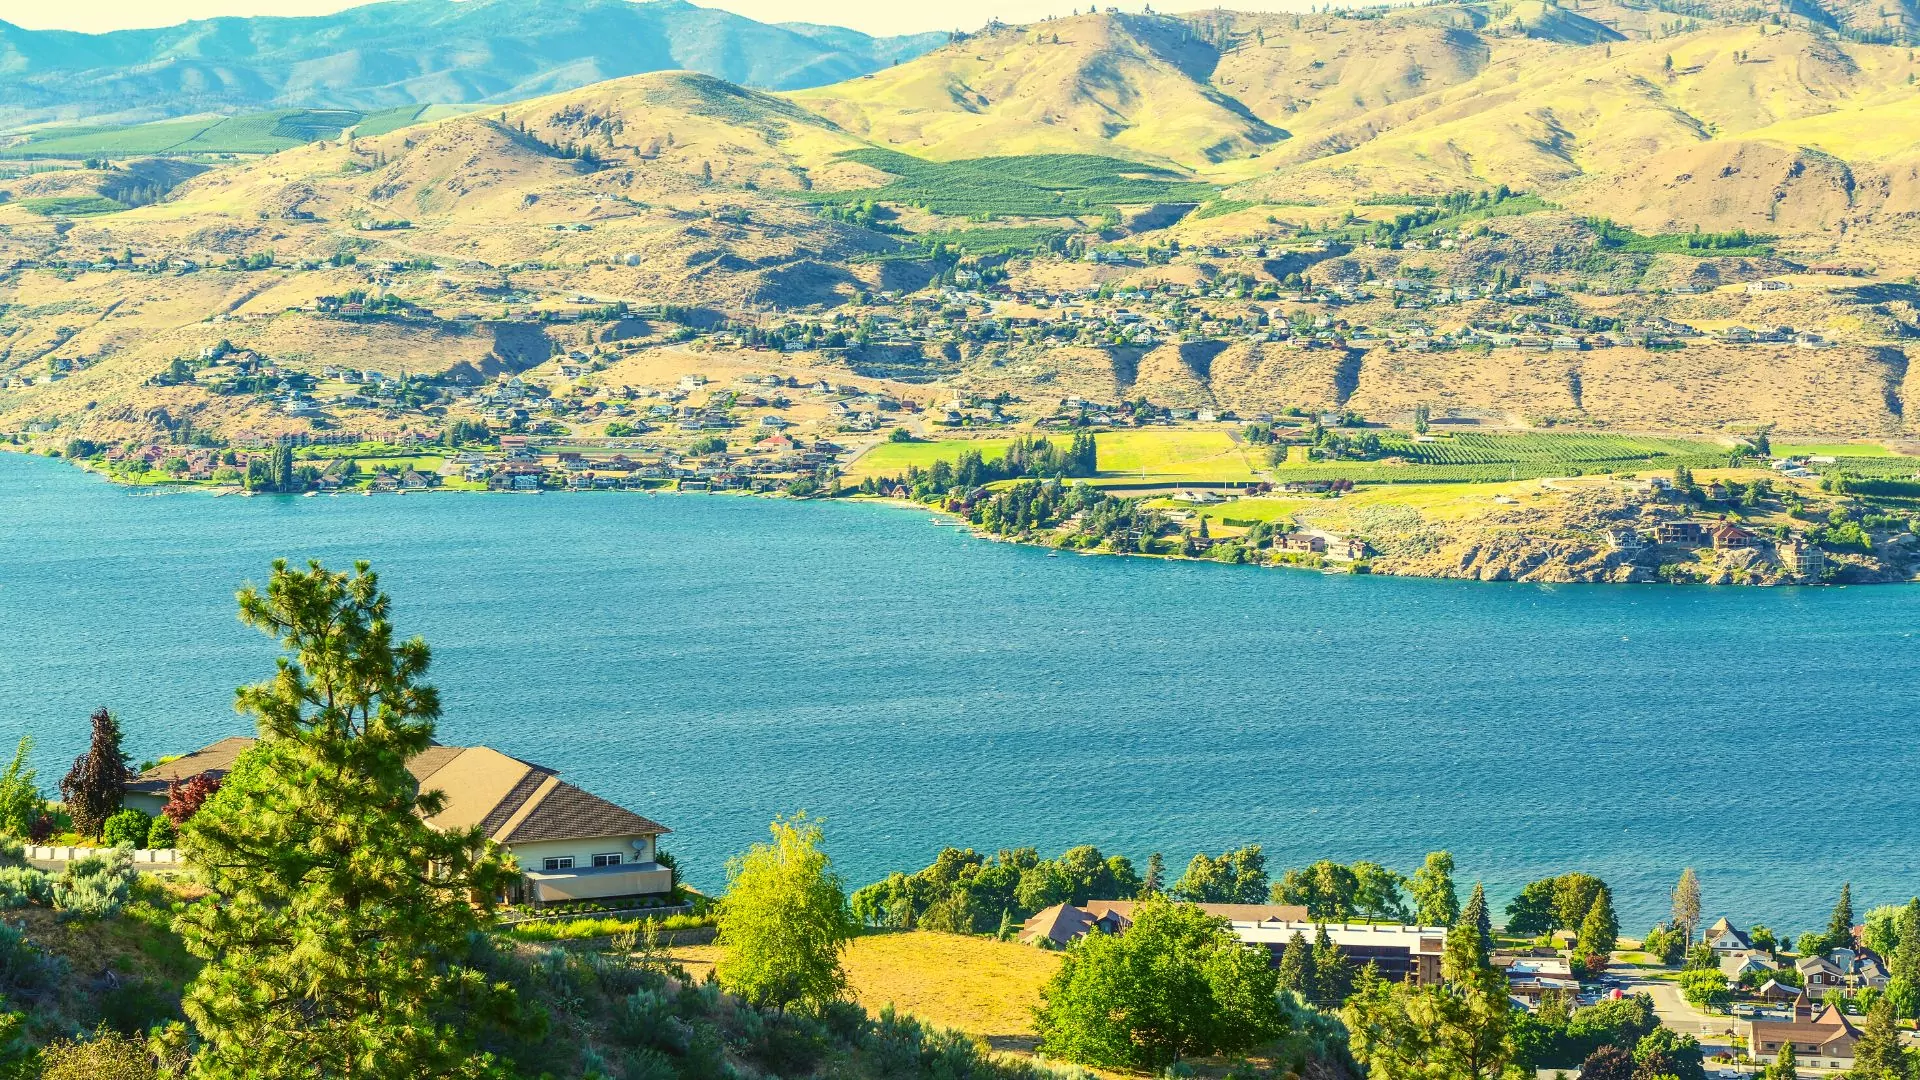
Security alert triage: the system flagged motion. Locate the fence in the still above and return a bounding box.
[22,845,181,867]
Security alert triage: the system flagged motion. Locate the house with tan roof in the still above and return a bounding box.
[124,736,672,907]
[1747,990,1858,1071]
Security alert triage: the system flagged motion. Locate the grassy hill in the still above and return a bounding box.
[0,0,947,130]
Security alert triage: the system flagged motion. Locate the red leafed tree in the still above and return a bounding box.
[163,773,223,824]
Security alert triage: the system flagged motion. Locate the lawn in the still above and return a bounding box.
[667,930,1060,1045]
[845,438,1010,477]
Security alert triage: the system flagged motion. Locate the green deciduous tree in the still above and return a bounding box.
[1885,899,1920,1019]
[0,738,43,839]
[1410,851,1460,927]
[1035,898,1281,1070]
[1635,1026,1708,1080]
[176,559,524,1080]
[1172,844,1267,904]
[716,812,858,1012]
[1506,878,1561,937]
[59,708,130,840]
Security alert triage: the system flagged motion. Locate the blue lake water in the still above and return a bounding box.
[2,449,1916,932]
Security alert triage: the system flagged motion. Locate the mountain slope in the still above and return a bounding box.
[0,0,947,128]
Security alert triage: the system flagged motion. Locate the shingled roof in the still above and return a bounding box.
[128,736,666,845]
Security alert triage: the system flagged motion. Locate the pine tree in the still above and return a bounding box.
[1849,994,1912,1080]
[175,560,524,1079]
[1142,852,1165,897]
[1464,882,1493,956]
[1313,924,1354,1004]
[1445,890,1492,983]
[1818,883,1856,957]
[1672,868,1702,944]
[1576,885,1621,964]
[1278,930,1317,996]
[1766,1040,1799,1080]
[59,708,130,840]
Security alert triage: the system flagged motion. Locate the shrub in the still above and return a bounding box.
[37,1026,157,1080]
[0,920,56,995]
[100,808,151,850]
[0,867,51,910]
[52,849,135,918]
[145,815,178,850]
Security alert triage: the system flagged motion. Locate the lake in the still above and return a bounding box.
[2,450,1916,931]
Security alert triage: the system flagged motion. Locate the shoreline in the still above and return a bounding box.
[8,449,1905,588]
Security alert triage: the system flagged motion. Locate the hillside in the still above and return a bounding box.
[7,6,1920,452]
[0,0,947,128]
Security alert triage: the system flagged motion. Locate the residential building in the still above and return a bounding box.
[1747,991,1858,1071]
[1703,917,1753,953]
[1496,955,1579,1004]
[1780,538,1827,578]
[1656,521,1709,545]
[1233,921,1449,986]
[1720,951,1777,982]
[123,737,671,906]
[1712,523,1759,550]
[1020,901,1310,948]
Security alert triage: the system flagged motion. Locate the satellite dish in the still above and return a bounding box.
[632,839,647,850]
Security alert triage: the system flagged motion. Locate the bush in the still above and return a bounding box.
[100,808,151,850]
[36,1026,157,1080]
[52,849,135,918]
[0,867,51,909]
[145,815,177,850]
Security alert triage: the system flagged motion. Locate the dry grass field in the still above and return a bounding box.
[668,930,1060,1048]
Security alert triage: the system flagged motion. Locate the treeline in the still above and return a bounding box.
[853,434,1097,500]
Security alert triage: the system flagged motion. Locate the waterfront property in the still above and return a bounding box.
[125,737,672,906]
[1233,920,1449,985]
[1018,901,1309,948]
[1494,954,1579,1004]
[1703,917,1753,954]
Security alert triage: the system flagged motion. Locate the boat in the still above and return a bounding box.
[303,491,317,498]
[330,492,340,498]
[363,489,374,496]
[1047,552,1060,558]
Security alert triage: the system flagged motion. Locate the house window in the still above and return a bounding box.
[543,857,575,871]
[592,853,623,868]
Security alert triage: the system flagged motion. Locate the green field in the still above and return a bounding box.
[845,438,1010,476]
[0,105,457,159]
[811,149,1214,218]
[16,195,127,216]
[850,429,1743,487]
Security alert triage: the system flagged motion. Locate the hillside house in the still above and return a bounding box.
[124,737,671,907]
[1712,523,1759,550]
[1656,521,1709,545]
[1496,955,1580,1004]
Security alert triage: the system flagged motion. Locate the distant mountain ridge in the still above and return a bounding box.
[0,0,947,128]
